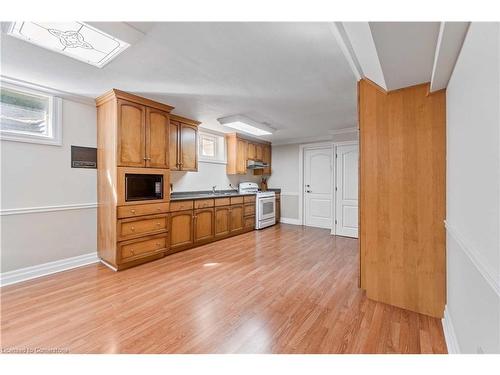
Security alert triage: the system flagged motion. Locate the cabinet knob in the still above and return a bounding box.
[131,227,135,231]
[156,222,161,226]
[131,209,136,214]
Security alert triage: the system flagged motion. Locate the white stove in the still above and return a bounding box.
[239,182,276,229]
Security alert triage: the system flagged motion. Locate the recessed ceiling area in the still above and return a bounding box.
[0,22,358,144]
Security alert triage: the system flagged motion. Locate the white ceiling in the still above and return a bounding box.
[0,22,358,144]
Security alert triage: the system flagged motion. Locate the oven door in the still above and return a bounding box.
[258,197,276,221]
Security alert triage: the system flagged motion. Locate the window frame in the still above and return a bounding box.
[197,129,227,164]
[0,81,62,146]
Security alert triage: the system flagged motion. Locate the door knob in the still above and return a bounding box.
[306,184,310,187]
[306,190,311,193]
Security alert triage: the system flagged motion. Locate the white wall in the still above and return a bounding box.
[1,99,97,273]
[268,132,358,222]
[170,162,261,192]
[445,22,500,353]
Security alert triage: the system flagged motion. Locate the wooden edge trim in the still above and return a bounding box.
[95,89,175,113]
[360,79,438,96]
[169,114,202,126]
[224,132,272,145]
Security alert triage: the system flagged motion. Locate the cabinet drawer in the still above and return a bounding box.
[117,203,169,219]
[119,235,167,262]
[244,216,255,229]
[170,200,194,211]
[230,196,243,204]
[215,197,230,206]
[243,195,256,203]
[194,199,214,209]
[118,214,168,241]
[244,203,255,216]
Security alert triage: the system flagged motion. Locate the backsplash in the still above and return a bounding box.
[170,161,261,192]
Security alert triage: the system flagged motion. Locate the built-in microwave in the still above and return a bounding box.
[125,173,163,202]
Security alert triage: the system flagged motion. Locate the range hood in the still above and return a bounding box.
[247,160,269,169]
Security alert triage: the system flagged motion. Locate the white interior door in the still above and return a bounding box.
[335,144,359,238]
[304,147,333,228]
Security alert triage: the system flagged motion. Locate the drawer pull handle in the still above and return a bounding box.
[156,222,161,226]
[131,209,136,214]
[131,227,135,231]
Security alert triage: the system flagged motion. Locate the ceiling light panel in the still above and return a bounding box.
[218,115,275,137]
[6,22,130,68]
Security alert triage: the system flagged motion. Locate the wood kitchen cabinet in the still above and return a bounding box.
[117,99,171,168]
[214,206,231,239]
[226,133,271,175]
[230,204,244,234]
[97,89,174,271]
[169,114,200,171]
[194,208,215,244]
[170,210,194,251]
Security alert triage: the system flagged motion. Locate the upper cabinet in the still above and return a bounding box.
[226,133,272,175]
[98,90,174,169]
[169,114,200,172]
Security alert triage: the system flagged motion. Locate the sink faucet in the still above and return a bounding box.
[212,185,217,194]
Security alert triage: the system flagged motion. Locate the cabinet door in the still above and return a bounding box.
[215,206,231,239]
[230,204,244,233]
[170,210,193,251]
[247,142,256,160]
[169,120,180,170]
[117,99,146,167]
[180,123,198,171]
[255,143,263,161]
[263,145,271,174]
[237,139,248,174]
[194,208,214,244]
[146,108,169,168]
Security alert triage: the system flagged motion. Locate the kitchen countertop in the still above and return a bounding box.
[170,188,281,201]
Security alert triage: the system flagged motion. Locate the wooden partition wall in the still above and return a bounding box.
[358,79,446,318]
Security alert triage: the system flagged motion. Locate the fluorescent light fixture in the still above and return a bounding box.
[217,115,275,136]
[6,22,130,68]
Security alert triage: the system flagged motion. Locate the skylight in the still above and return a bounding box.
[218,115,275,136]
[6,22,130,68]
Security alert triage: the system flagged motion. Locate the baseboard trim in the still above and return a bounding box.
[0,203,98,216]
[279,218,302,225]
[0,252,99,287]
[442,306,461,354]
[445,221,500,297]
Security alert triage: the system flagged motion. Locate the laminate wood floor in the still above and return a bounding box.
[0,224,447,354]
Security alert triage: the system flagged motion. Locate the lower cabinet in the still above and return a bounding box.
[170,209,194,251]
[215,206,231,239]
[230,204,244,233]
[194,208,215,244]
[118,233,167,264]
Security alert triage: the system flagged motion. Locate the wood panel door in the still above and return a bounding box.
[194,208,214,244]
[117,99,146,167]
[214,206,231,239]
[359,79,445,318]
[170,210,193,251]
[146,108,169,168]
[169,120,180,170]
[247,143,256,160]
[255,143,263,160]
[180,124,198,171]
[236,139,248,174]
[230,204,244,233]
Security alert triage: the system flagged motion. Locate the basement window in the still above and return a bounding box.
[198,130,226,164]
[0,82,62,145]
